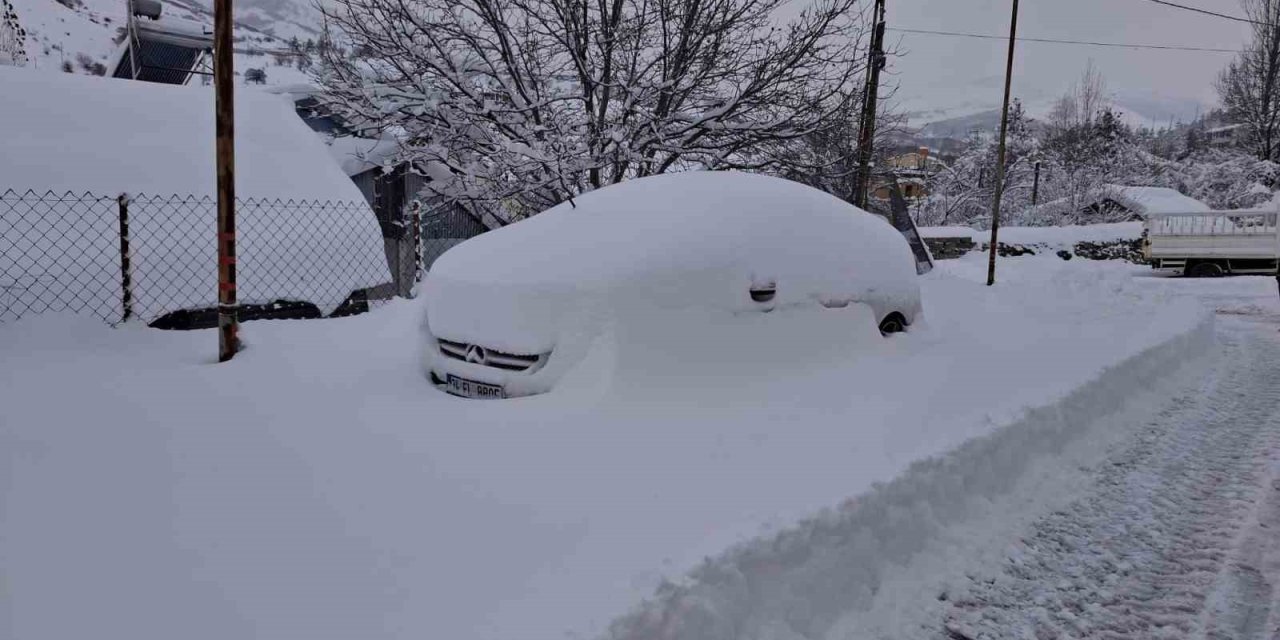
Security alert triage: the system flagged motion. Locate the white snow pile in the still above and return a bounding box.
[427,172,921,356]
[0,252,1213,640]
[0,66,389,318]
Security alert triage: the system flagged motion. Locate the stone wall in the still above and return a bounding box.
[923,236,976,260]
[925,236,1146,265]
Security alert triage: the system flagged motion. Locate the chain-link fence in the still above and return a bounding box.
[2,189,395,327]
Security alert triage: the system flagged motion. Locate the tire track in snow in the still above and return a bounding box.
[942,317,1280,640]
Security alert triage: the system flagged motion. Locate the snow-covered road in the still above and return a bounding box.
[942,311,1280,639]
[2,253,1274,640]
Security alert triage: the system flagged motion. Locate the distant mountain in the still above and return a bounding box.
[910,91,1212,140]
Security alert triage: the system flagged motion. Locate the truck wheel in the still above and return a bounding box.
[1188,261,1225,278]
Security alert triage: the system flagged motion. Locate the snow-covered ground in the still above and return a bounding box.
[929,269,1280,640]
[0,248,1222,640]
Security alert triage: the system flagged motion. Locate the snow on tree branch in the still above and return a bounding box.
[315,0,872,220]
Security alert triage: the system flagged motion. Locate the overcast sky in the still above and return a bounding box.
[884,0,1254,124]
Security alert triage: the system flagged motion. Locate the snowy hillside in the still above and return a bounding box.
[909,90,1211,139]
[8,0,318,86]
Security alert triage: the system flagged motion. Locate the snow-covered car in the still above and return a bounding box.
[423,171,923,399]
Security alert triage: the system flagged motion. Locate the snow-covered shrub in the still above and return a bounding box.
[1170,149,1279,210]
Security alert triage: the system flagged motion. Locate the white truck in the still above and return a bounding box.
[1143,209,1279,277]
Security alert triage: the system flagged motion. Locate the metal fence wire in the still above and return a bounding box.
[2,189,399,328]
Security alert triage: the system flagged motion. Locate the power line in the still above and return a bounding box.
[1135,0,1270,26]
[887,27,1238,53]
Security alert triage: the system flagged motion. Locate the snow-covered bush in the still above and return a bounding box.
[1170,149,1280,210]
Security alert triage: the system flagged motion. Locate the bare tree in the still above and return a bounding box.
[1217,0,1280,160]
[315,0,871,221]
[1047,59,1108,135]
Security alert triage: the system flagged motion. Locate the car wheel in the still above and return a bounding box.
[879,313,907,336]
[1187,261,1225,278]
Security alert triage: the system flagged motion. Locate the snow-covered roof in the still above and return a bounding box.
[1206,124,1244,135]
[326,135,401,177]
[1035,185,1208,219]
[0,65,363,202]
[1101,185,1210,217]
[135,14,214,48]
[266,83,322,102]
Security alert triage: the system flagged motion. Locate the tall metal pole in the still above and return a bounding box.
[986,0,1019,287]
[214,0,239,361]
[853,0,887,210]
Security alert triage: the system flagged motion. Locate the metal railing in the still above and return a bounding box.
[1145,210,1280,237]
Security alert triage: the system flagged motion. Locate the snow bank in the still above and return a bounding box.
[0,256,1213,640]
[0,66,389,318]
[610,305,1216,640]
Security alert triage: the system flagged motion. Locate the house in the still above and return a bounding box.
[273,84,497,294]
[111,0,213,85]
[0,65,389,325]
[324,135,493,296]
[1035,185,1209,222]
[872,147,945,201]
[1205,123,1248,149]
[872,177,928,200]
[884,147,946,174]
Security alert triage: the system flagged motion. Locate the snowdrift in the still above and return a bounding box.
[0,255,1221,640]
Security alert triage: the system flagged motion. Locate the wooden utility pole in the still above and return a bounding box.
[1031,160,1041,206]
[853,0,887,210]
[986,0,1019,287]
[214,0,238,361]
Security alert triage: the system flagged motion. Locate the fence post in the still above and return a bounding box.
[116,193,134,322]
[411,199,422,287]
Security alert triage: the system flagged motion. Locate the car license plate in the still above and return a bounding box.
[446,374,506,399]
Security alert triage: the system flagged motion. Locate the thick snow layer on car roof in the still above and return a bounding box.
[0,66,389,316]
[426,172,920,352]
[0,65,363,202]
[434,172,905,286]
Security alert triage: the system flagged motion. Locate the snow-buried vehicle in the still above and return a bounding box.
[423,171,923,398]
